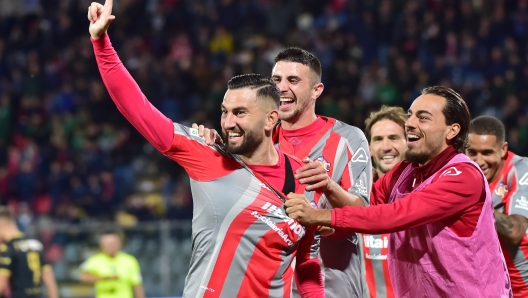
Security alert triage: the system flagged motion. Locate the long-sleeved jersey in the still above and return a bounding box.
[490,151,528,297]
[274,116,372,298]
[92,34,323,298]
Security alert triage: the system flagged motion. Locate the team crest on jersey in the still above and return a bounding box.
[316,156,331,172]
[494,182,509,199]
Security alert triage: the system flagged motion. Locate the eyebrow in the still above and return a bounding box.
[408,109,433,116]
[272,74,302,81]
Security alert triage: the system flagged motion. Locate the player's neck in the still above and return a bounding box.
[240,140,279,165]
[376,169,386,180]
[281,110,317,130]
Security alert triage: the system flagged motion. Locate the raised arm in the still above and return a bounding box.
[88,0,174,152]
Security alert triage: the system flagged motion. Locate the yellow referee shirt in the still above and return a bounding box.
[80,252,142,298]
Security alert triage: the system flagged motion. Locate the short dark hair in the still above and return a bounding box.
[364,106,407,142]
[101,227,124,240]
[469,115,506,143]
[274,47,322,83]
[421,86,471,153]
[227,74,280,109]
[0,206,14,222]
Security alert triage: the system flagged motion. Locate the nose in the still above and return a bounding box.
[275,79,289,93]
[381,138,392,151]
[405,115,416,131]
[474,154,486,168]
[222,113,236,130]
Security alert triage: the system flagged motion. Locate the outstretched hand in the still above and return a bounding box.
[88,0,115,39]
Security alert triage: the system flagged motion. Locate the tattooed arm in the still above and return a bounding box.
[494,210,528,245]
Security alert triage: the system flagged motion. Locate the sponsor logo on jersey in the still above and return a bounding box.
[519,172,528,186]
[315,156,331,172]
[440,166,462,177]
[495,182,509,199]
[189,128,200,137]
[363,235,389,249]
[514,196,528,211]
[259,183,271,191]
[351,147,368,163]
[253,202,306,247]
[355,179,368,196]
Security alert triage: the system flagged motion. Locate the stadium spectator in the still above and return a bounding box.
[360,106,407,298]
[0,206,59,298]
[79,228,145,298]
[467,115,528,297]
[0,0,527,223]
[87,1,324,296]
[285,86,512,297]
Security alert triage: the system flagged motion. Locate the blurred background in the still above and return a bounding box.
[0,0,527,296]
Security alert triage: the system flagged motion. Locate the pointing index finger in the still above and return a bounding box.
[104,0,113,11]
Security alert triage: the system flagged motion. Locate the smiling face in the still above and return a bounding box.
[405,94,460,165]
[466,133,507,182]
[221,88,276,156]
[370,119,407,174]
[271,61,323,127]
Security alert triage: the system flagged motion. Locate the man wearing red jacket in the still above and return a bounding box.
[467,115,528,297]
[286,86,512,297]
[87,1,324,297]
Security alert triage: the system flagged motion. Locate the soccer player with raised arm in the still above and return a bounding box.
[360,106,407,298]
[195,47,372,298]
[87,1,323,297]
[0,207,59,298]
[467,115,528,297]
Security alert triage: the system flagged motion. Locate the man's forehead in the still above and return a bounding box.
[409,94,446,114]
[272,61,311,76]
[371,119,405,137]
[223,88,257,107]
[467,133,499,146]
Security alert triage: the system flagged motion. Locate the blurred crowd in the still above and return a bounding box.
[0,0,527,225]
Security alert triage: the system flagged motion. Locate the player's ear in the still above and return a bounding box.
[446,123,461,141]
[312,82,324,102]
[501,141,508,159]
[266,110,279,131]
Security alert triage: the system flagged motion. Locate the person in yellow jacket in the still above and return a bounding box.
[80,229,145,298]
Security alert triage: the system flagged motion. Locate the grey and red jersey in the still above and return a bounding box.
[168,124,312,298]
[274,116,372,298]
[358,234,394,298]
[489,151,528,297]
[91,35,318,298]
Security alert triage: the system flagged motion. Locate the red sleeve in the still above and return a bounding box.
[294,226,324,298]
[331,163,484,234]
[369,162,405,206]
[92,34,174,152]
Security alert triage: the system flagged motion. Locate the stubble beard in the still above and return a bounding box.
[222,127,264,156]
